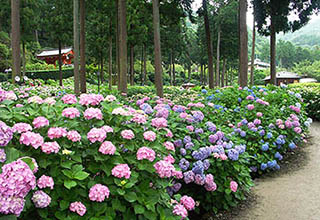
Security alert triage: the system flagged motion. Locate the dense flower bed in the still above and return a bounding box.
[0,83,312,219]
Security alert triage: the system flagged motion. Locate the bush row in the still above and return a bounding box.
[0,83,311,219]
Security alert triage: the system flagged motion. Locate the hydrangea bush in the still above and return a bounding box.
[0,83,312,219]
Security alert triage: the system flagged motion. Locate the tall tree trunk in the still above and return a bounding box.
[22,41,26,78]
[73,0,80,95]
[109,19,113,90]
[169,51,172,85]
[116,0,120,89]
[140,44,143,85]
[130,44,134,86]
[143,43,147,85]
[35,30,39,44]
[270,16,276,85]
[239,0,248,87]
[221,58,226,87]
[152,0,163,97]
[225,67,228,86]
[119,0,127,93]
[216,27,221,87]
[200,64,203,85]
[188,65,191,82]
[101,53,104,82]
[250,18,256,86]
[58,40,63,86]
[172,53,176,86]
[203,0,214,89]
[11,0,21,84]
[80,0,86,93]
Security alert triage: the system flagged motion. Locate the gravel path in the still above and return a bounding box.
[236,122,320,220]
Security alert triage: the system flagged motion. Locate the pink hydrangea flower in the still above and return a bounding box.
[294,127,302,134]
[79,94,104,106]
[111,164,131,179]
[28,96,43,104]
[121,129,135,140]
[256,112,263,117]
[99,141,116,155]
[87,128,107,143]
[61,94,77,104]
[220,154,228,160]
[32,190,51,208]
[67,130,81,142]
[41,142,60,154]
[89,184,110,202]
[164,141,175,151]
[151,117,167,128]
[165,129,173,138]
[20,132,44,149]
[172,204,188,219]
[136,147,156,162]
[69,201,86,216]
[102,125,114,133]
[180,195,195,211]
[186,125,194,132]
[180,113,188,119]
[131,113,147,124]
[204,174,217,192]
[12,123,32,134]
[62,107,80,119]
[0,159,36,198]
[247,104,255,110]
[143,131,156,142]
[16,104,24,108]
[105,95,117,102]
[230,180,238,192]
[112,107,129,116]
[37,175,54,190]
[47,127,67,139]
[173,170,183,179]
[44,97,56,105]
[33,116,49,129]
[84,108,103,120]
[0,196,25,216]
[164,154,175,164]
[285,120,293,128]
[154,160,175,178]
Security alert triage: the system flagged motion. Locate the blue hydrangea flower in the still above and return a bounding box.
[261,163,267,170]
[261,143,269,151]
[180,148,187,156]
[289,142,296,149]
[267,132,273,139]
[179,158,190,171]
[228,149,239,161]
[183,136,192,144]
[275,152,283,160]
[185,142,194,150]
[174,139,183,147]
[203,159,210,170]
[192,161,204,175]
[240,131,246,137]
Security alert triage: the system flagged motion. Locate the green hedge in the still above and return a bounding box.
[3,68,74,82]
[289,83,320,121]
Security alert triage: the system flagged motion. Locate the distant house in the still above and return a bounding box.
[299,78,318,83]
[248,59,270,72]
[37,47,74,66]
[263,71,302,85]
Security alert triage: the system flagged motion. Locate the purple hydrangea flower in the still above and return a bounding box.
[0,121,13,147]
[179,158,190,171]
[228,149,239,161]
[183,171,195,184]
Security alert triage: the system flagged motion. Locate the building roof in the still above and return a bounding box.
[248,59,270,68]
[299,78,318,83]
[37,47,72,57]
[263,71,302,80]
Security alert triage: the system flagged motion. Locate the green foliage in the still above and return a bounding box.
[289,83,320,121]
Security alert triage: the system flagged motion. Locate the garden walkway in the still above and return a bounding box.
[236,122,320,220]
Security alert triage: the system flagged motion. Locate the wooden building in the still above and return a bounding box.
[37,47,74,66]
[263,71,302,85]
